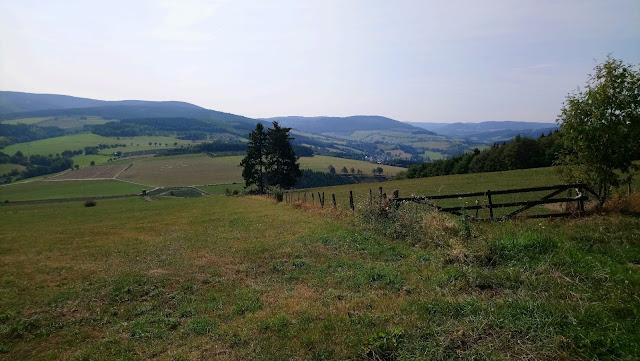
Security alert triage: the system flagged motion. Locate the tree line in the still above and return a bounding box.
[0,151,73,184]
[405,132,561,178]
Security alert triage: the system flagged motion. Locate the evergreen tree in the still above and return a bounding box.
[264,122,302,189]
[240,123,267,193]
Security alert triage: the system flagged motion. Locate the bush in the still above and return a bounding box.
[84,200,97,207]
[271,187,284,202]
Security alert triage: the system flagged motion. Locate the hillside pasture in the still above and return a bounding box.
[0,163,26,174]
[0,179,143,202]
[0,117,51,125]
[1,134,122,156]
[1,194,638,359]
[298,155,406,175]
[71,154,113,168]
[49,164,129,180]
[116,154,244,187]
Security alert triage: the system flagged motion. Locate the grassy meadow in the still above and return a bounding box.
[1,189,639,360]
[2,134,123,157]
[0,180,143,202]
[116,154,245,187]
[298,155,406,176]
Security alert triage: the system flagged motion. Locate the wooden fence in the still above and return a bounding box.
[266,183,597,220]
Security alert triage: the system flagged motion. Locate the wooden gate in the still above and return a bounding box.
[391,183,597,221]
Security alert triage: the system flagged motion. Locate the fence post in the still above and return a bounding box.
[486,190,494,219]
[318,192,323,208]
[304,192,307,203]
[298,192,300,202]
[312,193,315,205]
[392,189,399,208]
[379,187,383,204]
[577,186,585,214]
[369,189,372,205]
[350,191,355,212]
[322,192,325,208]
[332,194,337,210]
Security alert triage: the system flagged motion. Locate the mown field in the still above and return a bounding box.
[0,180,143,202]
[298,155,405,175]
[1,188,638,360]
[115,154,245,187]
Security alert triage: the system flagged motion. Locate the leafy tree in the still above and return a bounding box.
[328,165,336,174]
[264,122,302,189]
[341,166,349,174]
[556,56,640,203]
[350,167,355,174]
[240,123,267,193]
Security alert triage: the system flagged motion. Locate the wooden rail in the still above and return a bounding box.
[269,183,597,221]
[392,183,597,220]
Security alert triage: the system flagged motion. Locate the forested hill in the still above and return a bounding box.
[263,116,436,135]
[0,91,255,124]
[406,133,563,179]
[408,120,559,143]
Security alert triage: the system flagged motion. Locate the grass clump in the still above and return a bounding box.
[189,316,216,335]
[358,202,462,246]
[363,328,404,361]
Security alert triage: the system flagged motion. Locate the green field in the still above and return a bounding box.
[72,154,113,168]
[298,155,405,175]
[1,134,122,156]
[113,154,406,187]
[0,117,51,125]
[197,182,247,195]
[116,154,244,187]
[1,116,114,128]
[0,164,25,174]
[0,179,144,202]
[1,189,638,359]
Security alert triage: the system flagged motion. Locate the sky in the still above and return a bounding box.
[1,1,639,123]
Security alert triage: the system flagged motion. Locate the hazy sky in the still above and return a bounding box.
[1,1,638,123]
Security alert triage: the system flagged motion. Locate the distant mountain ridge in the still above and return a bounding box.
[408,120,558,143]
[0,91,203,114]
[0,91,254,124]
[263,115,435,135]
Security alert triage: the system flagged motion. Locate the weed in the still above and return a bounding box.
[363,328,404,361]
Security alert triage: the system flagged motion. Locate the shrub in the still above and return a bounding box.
[271,187,284,202]
[84,200,96,207]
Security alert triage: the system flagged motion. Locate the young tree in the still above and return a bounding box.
[556,56,640,203]
[341,166,348,174]
[328,165,336,174]
[264,122,302,189]
[240,123,267,193]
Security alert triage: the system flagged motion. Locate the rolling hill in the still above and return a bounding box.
[263,115,435,135]
[409,121,559,143]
